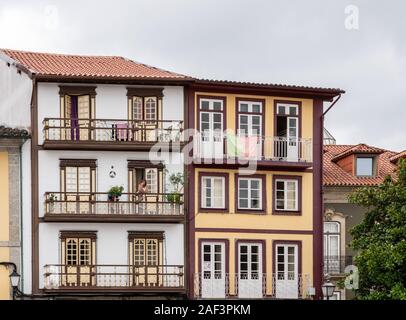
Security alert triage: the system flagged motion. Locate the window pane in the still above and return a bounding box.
[201,100,210,110]
[356,157,373,176]
[213,101,222,110]
[239,199,248,208]
[239,179,248,189]
[239,103,248,112]
[252,104,261,113]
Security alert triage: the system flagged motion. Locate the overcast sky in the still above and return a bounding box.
[0,0,405,151]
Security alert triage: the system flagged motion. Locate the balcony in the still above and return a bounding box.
[324,256,353,276]
[193,273,311,299]
[43,264,185,294]
[43,192,184,223]
[43,118,184,151]
[193,133,312,169]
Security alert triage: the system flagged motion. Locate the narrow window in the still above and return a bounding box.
[275,179,298,211]
[202,176,225,209]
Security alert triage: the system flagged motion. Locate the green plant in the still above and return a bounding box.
[49,193,57,203]
[169,172,184,193]
[108,185,124,199]
[166,193,182,204]
[348,159,406,300]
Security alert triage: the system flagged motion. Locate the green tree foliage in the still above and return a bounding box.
[349,159,406,299]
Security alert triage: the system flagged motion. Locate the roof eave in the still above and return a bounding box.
[192,80,344,101]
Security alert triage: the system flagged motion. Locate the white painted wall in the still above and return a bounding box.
[38,222,184,289]
[37,150,184,217]
[0,56,32,129]
[21,140,32,294]
[36,83,184,144]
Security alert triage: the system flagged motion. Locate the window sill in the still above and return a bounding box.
[272,210,302,216]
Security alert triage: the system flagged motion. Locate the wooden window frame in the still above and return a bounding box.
[60,231,97,266]
[59,159,97,196]
[127,88,164,123]
[272,175,302,216]
[128,231,164,266]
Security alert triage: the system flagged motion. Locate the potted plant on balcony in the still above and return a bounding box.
[166,173,184,213]
[48,193,57,213]
[107,185,124,202]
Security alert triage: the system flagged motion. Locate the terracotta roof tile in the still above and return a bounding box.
[390,150,406,163]
[0,49,190,80]
[0,125,30,138]
[323,144,398,187]
[331,143,385,162]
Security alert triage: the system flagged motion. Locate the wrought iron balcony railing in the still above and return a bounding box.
[43,118,183,143]
[193,132,312,163]
[193,273,311,299]
[44,192,184,217]
[44,264,184,290]
[324,256,353,275]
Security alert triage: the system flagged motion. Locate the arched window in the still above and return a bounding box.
[145,97,157,121]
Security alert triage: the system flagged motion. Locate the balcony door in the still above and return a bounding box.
[129,232,164,287]
[199,98,224,159]
[60,160,96,215]
[64,94,91,141]
[60,232,96,287]
[238,242,263,298]
[129,96,160,142]
[128,162,164,214]
[275,244,299,299]
[275,103,299,161]
[201,242,226,298]
[237,100,263,159]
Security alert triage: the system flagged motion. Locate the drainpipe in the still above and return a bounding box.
[19,143,24,293]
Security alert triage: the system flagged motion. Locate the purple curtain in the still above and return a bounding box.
[70,96,79,140]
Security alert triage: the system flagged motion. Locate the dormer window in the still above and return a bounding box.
[356,156,374,176]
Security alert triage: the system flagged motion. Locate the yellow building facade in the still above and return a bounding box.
[0,151,10,299]
[187,83,343,299]
[0,127,29,300]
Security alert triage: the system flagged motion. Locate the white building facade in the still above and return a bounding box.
[0,49,190,298]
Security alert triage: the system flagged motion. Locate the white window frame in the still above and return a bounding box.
[201,176,226,209]
[276,103,298,116]
[324,221,341,257]
[200,98,224,111]
[275,179,298,211]
[237,177,263,210]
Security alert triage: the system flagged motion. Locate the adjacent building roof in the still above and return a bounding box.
[323,144,400,187]
[390,150,406,164]
[331,143,385,162]
[0,125,30,138]
[0,49,190,80]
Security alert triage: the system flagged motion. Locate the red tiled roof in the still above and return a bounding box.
[0,49,344,97]
[331,143,385,162]
[390,150,406,163]
[324,144,398,187]
[0,49,190,80]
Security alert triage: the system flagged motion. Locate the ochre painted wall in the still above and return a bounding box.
[195,168,313,230]
[0,151,10,300]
